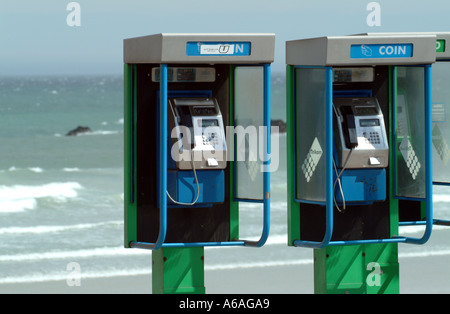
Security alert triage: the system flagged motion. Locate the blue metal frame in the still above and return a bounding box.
[130,63,271,250]
[292,65,434,248]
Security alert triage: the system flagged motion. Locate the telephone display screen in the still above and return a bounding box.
[193,106,217,115]
[354,106,378,115]
[360,119,380,127]
[200,119,219,127]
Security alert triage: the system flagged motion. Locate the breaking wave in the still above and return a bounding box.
[0,182,83,213]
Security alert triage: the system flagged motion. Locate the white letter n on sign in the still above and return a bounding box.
[235,44,244,54]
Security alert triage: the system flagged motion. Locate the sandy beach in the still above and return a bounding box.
[2,217,450,295]
[1,251,449,294]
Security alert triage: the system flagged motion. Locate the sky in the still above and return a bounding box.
[1,0,450,75]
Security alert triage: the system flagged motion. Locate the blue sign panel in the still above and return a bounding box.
[350,44,413,59]
[186,42,251,56]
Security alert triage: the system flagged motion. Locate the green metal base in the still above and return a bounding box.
[152,247,205,294]
[314,243,399,294]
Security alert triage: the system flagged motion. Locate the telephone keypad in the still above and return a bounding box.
[363,131,381,145]
[202,132,218,147]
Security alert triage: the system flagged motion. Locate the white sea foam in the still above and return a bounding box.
[265,234,288,246]
[62,167,80,172]
[433,193,450,203]
[79,130,119,136]
[28,167,44,173]
[0,268,151,284]
[0,246,146,263]
[0,199,37,213]
[0,220,122,235]
[53,130,120,137]
[205,259,313,271]
[0,182,83,213]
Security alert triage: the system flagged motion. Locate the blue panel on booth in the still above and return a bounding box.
[167,170,225,205]
[334,168,386,203]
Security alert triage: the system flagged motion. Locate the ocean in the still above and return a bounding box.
[1,73,450,291]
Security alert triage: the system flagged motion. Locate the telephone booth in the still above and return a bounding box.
[124,33,275,250]
[428,32,450,227]
[286,34,437,249]
[362,32,450,228]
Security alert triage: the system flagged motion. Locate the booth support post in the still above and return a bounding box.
[151,63,205,294]
[313,244,399,294]
[153,247,205,294]
[313,66,399,294]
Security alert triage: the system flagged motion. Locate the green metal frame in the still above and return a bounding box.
[125,64,270,293]
[389,66,400,237]
[127,64,271,250]
[313,66,400,294]
[124,64,137,247]
[287,65,401,293]
[229,65,240,241]
[286,65,301,245]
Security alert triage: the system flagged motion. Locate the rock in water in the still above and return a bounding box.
[271,119,286,133]
[66,126,92,136]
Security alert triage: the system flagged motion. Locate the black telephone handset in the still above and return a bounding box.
[178,106,193,128]
[342,106,358,148]
[175,106,195,149]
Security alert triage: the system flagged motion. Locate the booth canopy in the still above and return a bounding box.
[124,33,275,64]
[286,35,436,66]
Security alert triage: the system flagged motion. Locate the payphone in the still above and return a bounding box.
[430,32,450,227]
[333,97,389,168]
[124,33,274,250]
[361,32,450,227]
[431,33,450,185]
[166,96,227,206]
[168,97,227,170]
[332,96,389,206]
[286,34,436,248]
[286,33,436,295]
